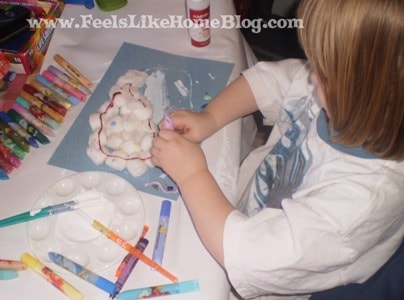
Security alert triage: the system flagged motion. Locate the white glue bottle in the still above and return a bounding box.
[186,0,211,47]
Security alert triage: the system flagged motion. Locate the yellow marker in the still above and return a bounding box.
[20,253,84,300]
[54,54,93,89]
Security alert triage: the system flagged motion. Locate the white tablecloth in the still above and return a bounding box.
[0,1,257,299]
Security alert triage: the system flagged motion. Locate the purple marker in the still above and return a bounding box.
[110,238,149,298]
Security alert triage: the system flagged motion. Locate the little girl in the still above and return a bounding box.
[151,0,403,298]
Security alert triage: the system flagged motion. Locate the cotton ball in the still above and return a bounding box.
[138,120,156,134]
[106,116,123,134]
[125,70,148,88]
[121,84,141,100]
[139,150,152,160]
[128,86,141,99]
[105,151,127,171]
[88,132,99,147]
[89,113,101,130]
[127,160,149,177]
[106,133,124,149]
[121,140,142,156]
[98,101,110,113]
[119,104,132,117]
[108,85,122,98]
[144,158,154,168]
[127,99,144,111]
[140,134,153,151]
[89,130,107,148]
[133,106,153,121]
[86,146,106,165]
[100,133,108,148]
[122,118,137,132]
[112,93,129,108]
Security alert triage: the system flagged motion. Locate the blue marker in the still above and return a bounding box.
[152,200,171,267]
[48,252,116,294]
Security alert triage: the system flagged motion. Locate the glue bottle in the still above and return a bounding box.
[186,0,211,47]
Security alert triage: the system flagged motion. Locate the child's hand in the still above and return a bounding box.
[151,129,208,186]
[159,110,217,143]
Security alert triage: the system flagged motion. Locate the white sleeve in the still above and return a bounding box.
[223,165,404,299]
[242,59,308,126]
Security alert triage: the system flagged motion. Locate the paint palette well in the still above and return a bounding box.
[26,171,145,272]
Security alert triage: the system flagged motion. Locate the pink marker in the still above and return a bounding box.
[42,70,87,102]
[164,116,175,130]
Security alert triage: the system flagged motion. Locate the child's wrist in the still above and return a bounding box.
[176,168,212,190]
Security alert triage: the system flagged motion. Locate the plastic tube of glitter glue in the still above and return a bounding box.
[48,252,116,294]
[116,280,200,299]
[42,70,87,102]
[35,74,80,106]
[111,238,149,298]
[20,253,83,300]
[152,200,171,266]
[47,65,92,95]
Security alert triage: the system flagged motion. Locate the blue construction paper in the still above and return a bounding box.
[48,42,234,199]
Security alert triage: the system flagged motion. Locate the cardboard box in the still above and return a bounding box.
[0,1,64,74]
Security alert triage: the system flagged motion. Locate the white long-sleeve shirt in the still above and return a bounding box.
[224,59,404,299]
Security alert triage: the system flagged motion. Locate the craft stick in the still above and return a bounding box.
[54,54,93,89]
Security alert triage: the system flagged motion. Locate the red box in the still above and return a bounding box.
[0,1,64,74]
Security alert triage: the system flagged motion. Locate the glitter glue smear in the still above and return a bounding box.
[186,0,210,47]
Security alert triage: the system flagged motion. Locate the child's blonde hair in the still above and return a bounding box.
[297,0,403,160]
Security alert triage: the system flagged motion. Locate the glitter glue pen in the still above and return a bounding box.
[48,252,116,294]
[53,54,93,89]
[111,238,149,299]
[76,211,178,283]
[115,280,200,299]
[20,253,83,300]
[152,200,172,266]
[47,65,92,96]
